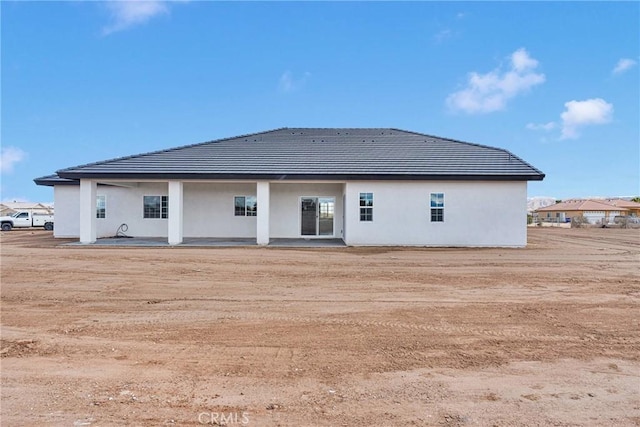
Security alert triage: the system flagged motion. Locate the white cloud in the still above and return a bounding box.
[612,58,637,75]
[0,146,27,174]
[102,0,171,35]
[446,48,545,114]
[526,122,557,131]
[511,48,539,72]
[278,71,311,93]
[560,98,613,140]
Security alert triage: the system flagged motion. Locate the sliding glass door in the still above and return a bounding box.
[301,197,334,236]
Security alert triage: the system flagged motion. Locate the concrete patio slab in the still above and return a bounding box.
[64,237,346,248]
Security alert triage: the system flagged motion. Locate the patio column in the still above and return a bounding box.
[168,180,183,245]
[256,181,270,245]
[79,179,97,244]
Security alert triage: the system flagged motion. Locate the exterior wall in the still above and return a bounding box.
[343,181,528,247]
[541,210,575,222]
[53,186,80,237]
[53,180,527,246]
[269,183,344,238]
[98,183,169,238]
[53,181,345,239]
[95,182,261,238]
[55,183,169,238]
[183,183,256,238]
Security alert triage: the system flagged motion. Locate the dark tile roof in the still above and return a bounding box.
[43,128,544,182]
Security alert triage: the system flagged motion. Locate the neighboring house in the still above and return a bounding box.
[535,199,640,224]
[34,128,544,247]
[0,203,15,217]
[0,202,54,216]
[604,199,640,217]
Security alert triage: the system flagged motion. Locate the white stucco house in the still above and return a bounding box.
[35,128,544,247]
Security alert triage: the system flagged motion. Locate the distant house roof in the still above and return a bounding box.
[35,128,544,185]
[603,199,640,209]
[0,202,54,214]
[536,199,629,213]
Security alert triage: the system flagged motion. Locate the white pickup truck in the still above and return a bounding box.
[0,211,54,231]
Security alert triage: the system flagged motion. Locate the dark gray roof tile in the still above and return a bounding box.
[49,128,544,181]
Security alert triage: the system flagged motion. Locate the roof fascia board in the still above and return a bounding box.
[57,172,544,182]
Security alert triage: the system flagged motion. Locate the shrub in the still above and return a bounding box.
[616,216,629,229]
[571,216,590,228]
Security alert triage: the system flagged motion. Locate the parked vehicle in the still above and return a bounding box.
[0,211,54,231]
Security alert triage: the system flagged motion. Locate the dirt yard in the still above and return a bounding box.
[1,228,638,426]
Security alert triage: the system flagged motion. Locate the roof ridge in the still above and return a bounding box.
[283,127,392,130]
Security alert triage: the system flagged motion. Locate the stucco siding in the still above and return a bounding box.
[53,180,527,246]
[183,183,256,238]
[97,183,168,238]
[56,183,170,238]
[344,181,527,247]
[53,186,80,238]
[97,182,259,238]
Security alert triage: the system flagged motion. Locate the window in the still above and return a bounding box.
[359,192,373,221]
[234,196,257,217]
[430,193,444,222]
[143,196,168,219]
[96,195,106,219]
[319,200,334,219]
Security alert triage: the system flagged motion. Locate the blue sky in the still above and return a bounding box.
[2,1,638,202]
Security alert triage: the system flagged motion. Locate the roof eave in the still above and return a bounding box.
[56,171,545,182]
[34,175,79,187]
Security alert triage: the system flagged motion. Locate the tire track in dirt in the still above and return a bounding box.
[218,313,571,341]
[52,309,572,345]
[537,233,640,253]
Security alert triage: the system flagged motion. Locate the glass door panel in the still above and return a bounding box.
[301,198,317,236]
[318,198,335,236]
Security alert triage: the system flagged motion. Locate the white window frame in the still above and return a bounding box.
[96,195,106,219]
[143,195,168,219]
[234,196,257,217]
[430,192,444,222]
[359,192,373,222]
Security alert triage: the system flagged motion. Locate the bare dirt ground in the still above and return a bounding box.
[1,228,639,426]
